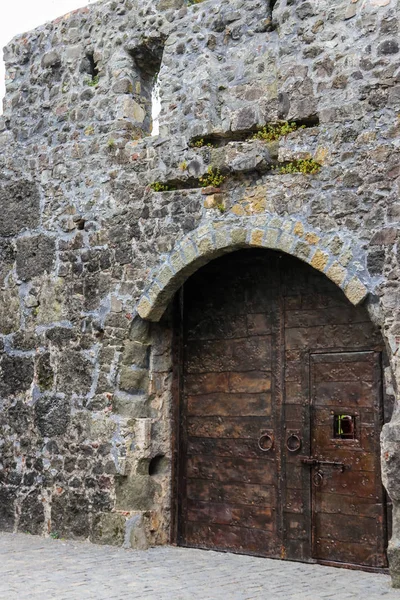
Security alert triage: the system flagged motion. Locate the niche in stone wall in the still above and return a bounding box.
[80,51,99,85]
[128,37,166,136]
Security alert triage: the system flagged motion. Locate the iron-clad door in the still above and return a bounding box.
[178,252,282,557]
[310,351,387,568]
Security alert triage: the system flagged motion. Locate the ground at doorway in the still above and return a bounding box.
[0,532,397,600]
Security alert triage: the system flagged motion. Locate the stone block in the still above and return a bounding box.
[305,232,320,245]
[339,249,353,267]
[293,222,304,237]
[122,341,150,367]
[18,491,45,535]
[326,262,347,287]
[36,276,66,325]
[0,284,20,334]
[129,317,151,344]
[34,395,71,436]
[230,228,247,245]
[0,489,15,532]
[311,249,329,272]
[124,513,150,549]
[57,351,93,395]
[203,194,225,210]
[46,327,77,346]
[276,232,295,254]
[91,512,126,546]
[262,228,278,249]
[41,51,60,68]
[180,241,198,265]
[371,228,398,246]
[170,250,184,273]
[294,241,311,261]
[250,229,264,246]
[231,203,246,216]
[0,180,40,236]
[344,277,368,305]
[51,491,89,539]
[137,296,152,320]
[148,282,163,304]
[367,249,385,276]
[119,366,149,394]
[197,234,214,256]
[115,475,158,511]
[156,264,174,288]
[112,392,149,418]
[37,352,54,391]
[120,98,146,123]
[330,236,344,255]
[214,227,229,250]
[0,355,34,397]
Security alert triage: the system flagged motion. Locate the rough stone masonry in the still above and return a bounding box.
[0,0,400,585]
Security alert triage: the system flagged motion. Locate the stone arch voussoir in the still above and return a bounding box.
[137,216,373,322]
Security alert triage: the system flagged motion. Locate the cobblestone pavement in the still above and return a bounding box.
[0,532,399,600]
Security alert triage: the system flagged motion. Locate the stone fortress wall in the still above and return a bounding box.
[0,0,400,582]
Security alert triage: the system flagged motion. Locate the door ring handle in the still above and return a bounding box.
[286,433,301,452]
[313,471,324,487]
[258,433,274,452]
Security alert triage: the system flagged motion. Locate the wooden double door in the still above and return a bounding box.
[175,250,388,569]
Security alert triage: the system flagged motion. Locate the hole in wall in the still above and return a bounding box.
[128,37,166,136]
[188,116,320,148]
[149,454,168,476]
[80,51,99,84]
[151,74,161,137]
[86,52,99,82]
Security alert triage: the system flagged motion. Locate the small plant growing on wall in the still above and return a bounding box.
[276,159,321,175]
[253,121,305,142]
[84,125,95,136]
[150,182,176,192]
[190,138,214,148]
[199,167,226,188]
[85,75,99,87]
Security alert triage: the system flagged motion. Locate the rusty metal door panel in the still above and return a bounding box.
[187,416,273,439]
[317,494,383,517]
[313,381,376,406]
[186,479,277,505]
[315,540,384,567]
[187,455,277,486]
[185,336,272,373]
[187,437,275,459]
[185,522,279,555]
[187,499,274,529]
[310,351,388,568]
[187,392,272,417]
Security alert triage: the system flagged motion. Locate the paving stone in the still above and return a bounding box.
[0,533,397,600]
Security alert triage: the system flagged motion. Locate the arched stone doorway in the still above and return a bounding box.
[171,249,391,570]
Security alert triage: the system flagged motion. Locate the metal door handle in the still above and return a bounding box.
[300,456,346,472]
[258,433,274,452]
[286,433,301,452]
[313,471,324,487]
[300,456,319,466]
